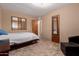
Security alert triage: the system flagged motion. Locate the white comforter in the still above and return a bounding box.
[0,32,39,45]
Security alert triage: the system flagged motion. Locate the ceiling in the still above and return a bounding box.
[0,3,71,17]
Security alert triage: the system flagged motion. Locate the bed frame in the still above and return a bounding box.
[10,39,39,51]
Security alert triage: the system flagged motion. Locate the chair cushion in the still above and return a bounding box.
[69,36,79,44]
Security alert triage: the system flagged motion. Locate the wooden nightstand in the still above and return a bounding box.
[0,36,10,56]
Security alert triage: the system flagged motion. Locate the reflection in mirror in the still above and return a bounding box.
[52,16,59,35]
[52,15,60,43]
[53,18,57,34]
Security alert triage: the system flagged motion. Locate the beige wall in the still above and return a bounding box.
[42,4,79,42]
[1,4,79,42]
[0,8,2,28]
[1,9,36,32]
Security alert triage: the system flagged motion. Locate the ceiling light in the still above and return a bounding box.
[32,3,53,8]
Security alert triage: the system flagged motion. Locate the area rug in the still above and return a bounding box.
[9,39,64,56]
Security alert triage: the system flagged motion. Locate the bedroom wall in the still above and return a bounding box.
[38,17,42,38]
[1,9,36,33]
[0,7,2,28]
[42,4,79,42]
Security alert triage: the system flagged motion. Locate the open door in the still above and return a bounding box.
[32,20,38,35]
[52,15,60,43]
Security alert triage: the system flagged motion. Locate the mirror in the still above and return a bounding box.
[52,16,59,35]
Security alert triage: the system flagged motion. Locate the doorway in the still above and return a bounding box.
[32,20,38,35]
[52,15,60,43]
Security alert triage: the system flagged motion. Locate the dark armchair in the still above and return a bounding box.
[69,36,79,44]
[61,36,79,56]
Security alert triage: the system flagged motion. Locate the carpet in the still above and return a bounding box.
[9,39,64,56]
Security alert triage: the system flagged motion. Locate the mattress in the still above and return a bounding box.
[0,32,39,45]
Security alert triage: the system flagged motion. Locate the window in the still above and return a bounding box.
[11,16,27,30]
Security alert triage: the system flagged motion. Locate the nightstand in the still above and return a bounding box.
[0,36,10,56]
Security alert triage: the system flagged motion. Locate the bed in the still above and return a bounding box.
[8,32,39,45]
[0,32,39,50]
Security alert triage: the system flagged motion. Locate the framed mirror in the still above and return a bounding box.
[52,16,59,35]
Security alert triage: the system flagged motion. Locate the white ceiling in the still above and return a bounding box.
[0,3,71,17]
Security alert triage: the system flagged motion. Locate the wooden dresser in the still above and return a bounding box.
[0,36,10,56]
[52,35,59,43]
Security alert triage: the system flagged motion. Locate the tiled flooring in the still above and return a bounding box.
[9,39,64,56]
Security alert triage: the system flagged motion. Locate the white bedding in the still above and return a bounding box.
[0,32,39,45]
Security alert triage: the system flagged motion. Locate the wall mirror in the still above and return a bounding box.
[52,16,59,35]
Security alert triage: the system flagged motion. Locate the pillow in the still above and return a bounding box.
[0,29,8,35]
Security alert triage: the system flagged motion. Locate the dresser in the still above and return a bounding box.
[0,36,10,56]
[52,34,59,43]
